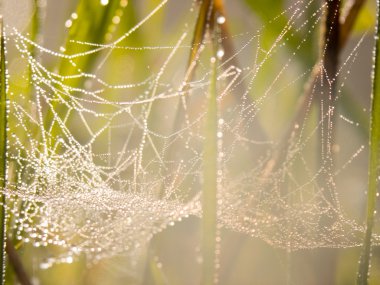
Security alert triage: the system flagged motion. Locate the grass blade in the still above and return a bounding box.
[5,240,31,285]
[45,0,128,148]
[202,38,218,285]
[0,16,8,285]
[58,0,125,83]
[357,0,380,283]
[188,0,212,77]
[244,0,314,66]
[340,0,367,48]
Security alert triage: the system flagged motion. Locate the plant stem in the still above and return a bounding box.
[340,0,367,48]
[317,0,340,211]
[45,0,127,149]
[357,0,380,283]
[5,239,31,285]
[313,2,341,284]
[201,34,219,285]
[0,16,8,285]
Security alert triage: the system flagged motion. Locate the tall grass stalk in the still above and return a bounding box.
[201,37,219,285]
[0,16,8,285]
[357,0,380,283]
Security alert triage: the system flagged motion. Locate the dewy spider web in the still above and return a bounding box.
[1,0,379,268]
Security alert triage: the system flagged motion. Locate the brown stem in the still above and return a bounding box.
[313,2,341,285]
[5,239,32,285]
[223,0,366,283]
[317,0,340,203]
[159,0,267,198]
[340,0,367,48]
[261,0,368,178]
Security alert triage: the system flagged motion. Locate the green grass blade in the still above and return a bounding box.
[357,0,380,284]
[201,47,218,285]
[30,0,41,54]
[45,0,128,148]
[244,0,314,66]
[0,16,8,285]
[148,256,168,285]
[58,0,124,83]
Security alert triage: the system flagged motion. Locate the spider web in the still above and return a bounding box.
[2,0,379,269]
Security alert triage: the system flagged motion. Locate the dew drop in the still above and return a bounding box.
[65,19,72,28]
[217,49,224,59]
[65,256,73,264]
[40,262,51,270]
[217,16,226,24]
[112,16,121,25]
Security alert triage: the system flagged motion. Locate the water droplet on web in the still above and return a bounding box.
[217,16,226,25]
[40,262,51,270]
[217,49,224,59]
[65,19,72,28]
[65,256,74,264]
[112,16,121,25]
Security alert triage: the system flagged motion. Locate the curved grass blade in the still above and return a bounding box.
[0,16,8,285]
[357,0,380,283]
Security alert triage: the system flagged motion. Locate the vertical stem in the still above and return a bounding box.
[314,2,340,285]
[5,240,31,285]
[0,16,8,285]
[202,34,218,285]
[317,0,340,200]
[357,0,380,284]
